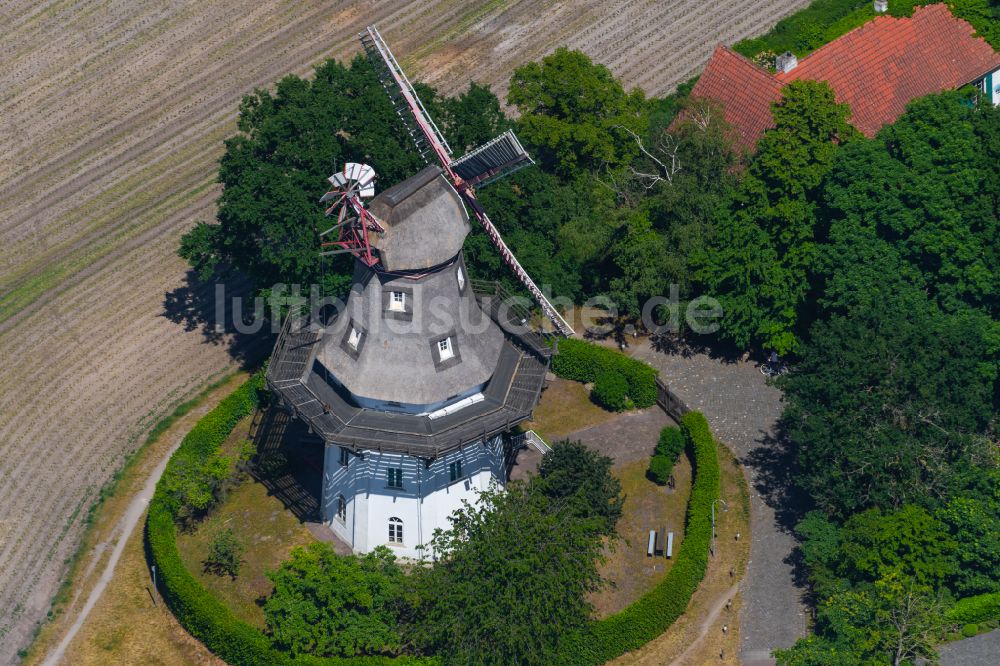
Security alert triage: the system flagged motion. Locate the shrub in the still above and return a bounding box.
[552,339,658,409]
[947,591,1000,625]
[648,427,685,485]
[561,411,720,664]
[646,455,672,485]
[656,426,685,459]
[204,528,245,578]
[593,371,630,411]
[961,623,979,638]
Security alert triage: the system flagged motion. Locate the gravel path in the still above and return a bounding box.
[632,341,806,665]
[939,630,1000,666]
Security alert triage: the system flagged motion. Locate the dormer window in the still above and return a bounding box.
[340,318,367,359]
[389,291,405,312]
[347,326,361,350]
[438,336,454,361]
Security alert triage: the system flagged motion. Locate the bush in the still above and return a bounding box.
[204,528,244,578]
[646,455,672,485]
[147,372,436,666]
[593,371,630,411]
[561,411,721,664]
[648,427,685,485]
[656,426,685,459]
[552,339,658,409]
[961,623,979,638]
[947,591,1000,625]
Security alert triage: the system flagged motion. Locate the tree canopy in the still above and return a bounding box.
[264,543,405,657]
[508,47,646,177]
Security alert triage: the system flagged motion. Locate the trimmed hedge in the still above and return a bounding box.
[947,592,1000,625]
[562,411,721,664]
[647,426,686,485]
[552,338,658,409]
[146,372,436,666]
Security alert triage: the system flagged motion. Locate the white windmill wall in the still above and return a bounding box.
[321,436,506,559]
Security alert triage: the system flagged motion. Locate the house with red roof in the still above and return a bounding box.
[690,3,1000,149]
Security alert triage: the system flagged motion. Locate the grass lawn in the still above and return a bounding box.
[175,416,317,628]
[522,377,620,442]
[590,455,693,618]
[611,443,751,665]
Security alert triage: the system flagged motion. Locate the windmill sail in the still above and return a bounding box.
[359,26,452,166]
[449,130,535,187]
[359,25,575,337]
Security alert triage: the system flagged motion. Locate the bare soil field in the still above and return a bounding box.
[0,0,807,660]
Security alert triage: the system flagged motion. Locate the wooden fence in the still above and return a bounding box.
[655,376,690,422]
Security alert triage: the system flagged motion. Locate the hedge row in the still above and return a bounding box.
[947,591,1000,625]
[552,338,658,409]
[146,373,436,666]
[564,411,721,664]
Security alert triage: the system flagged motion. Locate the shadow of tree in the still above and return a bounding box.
[649,331,746,364]
[161,270,275,369]
[743,426,814,591]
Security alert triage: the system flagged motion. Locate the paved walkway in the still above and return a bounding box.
[939,630,1000,666]
[632,341,806,665]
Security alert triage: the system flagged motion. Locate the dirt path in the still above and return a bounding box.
[669,583,739,665]
[41,422,184,666]
[0,1,810,658]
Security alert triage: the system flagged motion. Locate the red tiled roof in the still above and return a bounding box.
[691,4,1000,146]
[778,4,1000,136]
[689,45,784,149]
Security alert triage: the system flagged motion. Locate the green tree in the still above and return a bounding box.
[837,506,957,588]
[819,90,1000,320]
[696,80,858,352]
[264,543,404,657]
[776,574,950,666]
[508,48,646,177]
[607,212,670,319]
[781,283,996,518]
[936,489,1000,596]
[440,81,512,155]
[536,440,624,535]
[203,527,245,578]
[405,483,608,666]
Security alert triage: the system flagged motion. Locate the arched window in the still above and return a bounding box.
[388,517,403,544]
[337,495,347,522]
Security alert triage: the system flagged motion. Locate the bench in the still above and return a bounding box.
[666,531,674,558]
[647,530,656,557]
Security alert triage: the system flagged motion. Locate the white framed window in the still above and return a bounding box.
[337,495,347,522]
[438,336,454,361]
[456,265,466,290]
[388,517,403,544]
[347,326,361,350]
[389,291,406,312]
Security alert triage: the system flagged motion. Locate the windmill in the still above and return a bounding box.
[321,25,574,337]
